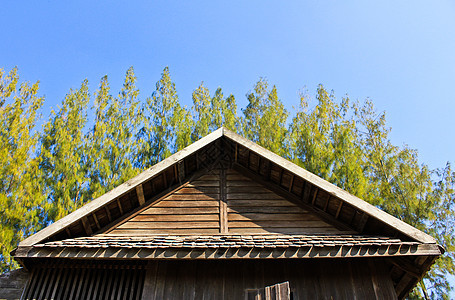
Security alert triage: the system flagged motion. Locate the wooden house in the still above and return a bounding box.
[12,127,443,299]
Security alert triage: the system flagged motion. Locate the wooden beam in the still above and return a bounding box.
[162,172,167,188]
[356,212,369,233]
[173,164,178,184]
[116,199,123,215]
[323,195,331,212]
[219,168,228,233]
[302,181,312,203]
[92,213,101,230]
[288,174,295,193]
[278,168,284,186]
[136,184,145,206]
[335,201,343,219]
[234,143,238,162]
[266,161,272,181]
[386,258,421,279]
[81,217,93,235]
[105,207,112,222]
[396,273,413,299]
[311,188,319,206]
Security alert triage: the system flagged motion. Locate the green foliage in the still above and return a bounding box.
[289,85,369,200]
[0,66,453,298]
[138,67,193,168]
[39,80,90,221]
[0,68,45,271]
[242,78,288,156]
[86,67,143,199]
[192,83,239,141]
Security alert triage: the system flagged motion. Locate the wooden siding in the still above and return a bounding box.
[21,264,145,300]
[108,172,221,235]
[107,168,345,235]
[141,259,397,300]
[226,169,346,235]
[0,268,29,300]
[19,259,397,300]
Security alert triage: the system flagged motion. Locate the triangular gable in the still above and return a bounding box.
[19,127,436,247]
[103,168,348,236]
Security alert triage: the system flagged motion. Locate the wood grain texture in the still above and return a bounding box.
[226,169,344,235]
[137,259,397,300]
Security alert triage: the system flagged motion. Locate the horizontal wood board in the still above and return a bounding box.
[107,168,347,235]
[226,169,345,235]
[108,173,221,235]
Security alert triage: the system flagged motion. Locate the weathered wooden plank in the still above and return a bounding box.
[108,228,222,235]
[228,227,344,234]
[226,174,253,181]
[228,220,332,228]
[154,200,220,207]
[195,174,219,181]
[227,193,285,200]
[98,172,216,234]
[219,168,228,233]
[136,184,146,206]
[81,216,93,235]
[312,188,319,205]
[132,214,220,222]
[227,206,307,214]
[227,212,316,221]
[186,181,220,187]
[141,263,158,300]
[92,212,101,230]
[117,221,221,229]
[335,201,343,219]
[163,194,219,200]
[228,200,298,207]
[226,180,263,187]
[232,163,356,232]
[142,207,219,215]
[226,186,271,194]
[176,187,220,194]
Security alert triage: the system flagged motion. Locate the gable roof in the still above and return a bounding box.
[19,127,437,248]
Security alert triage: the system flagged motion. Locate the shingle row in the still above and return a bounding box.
[34,234,419,249]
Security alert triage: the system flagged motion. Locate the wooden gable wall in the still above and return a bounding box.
[105,168,350,235]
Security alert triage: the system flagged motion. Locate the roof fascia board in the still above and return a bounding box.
[223,128,436,244]
[19,128,225,247]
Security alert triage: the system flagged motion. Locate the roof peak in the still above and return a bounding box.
[19,128,437,247]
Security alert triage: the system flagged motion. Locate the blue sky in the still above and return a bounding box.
[1,1,454,170]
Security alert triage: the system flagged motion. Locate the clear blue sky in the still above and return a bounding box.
[1,1,454,170]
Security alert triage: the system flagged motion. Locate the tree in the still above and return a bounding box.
[0,68,45,271]
[86,67,142,199]
[138,67,193,169]
[242,78,288,156]
[0,67,453,298]
[191,83,239,141]
[289,85,369,200]
[39,80,90,221]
